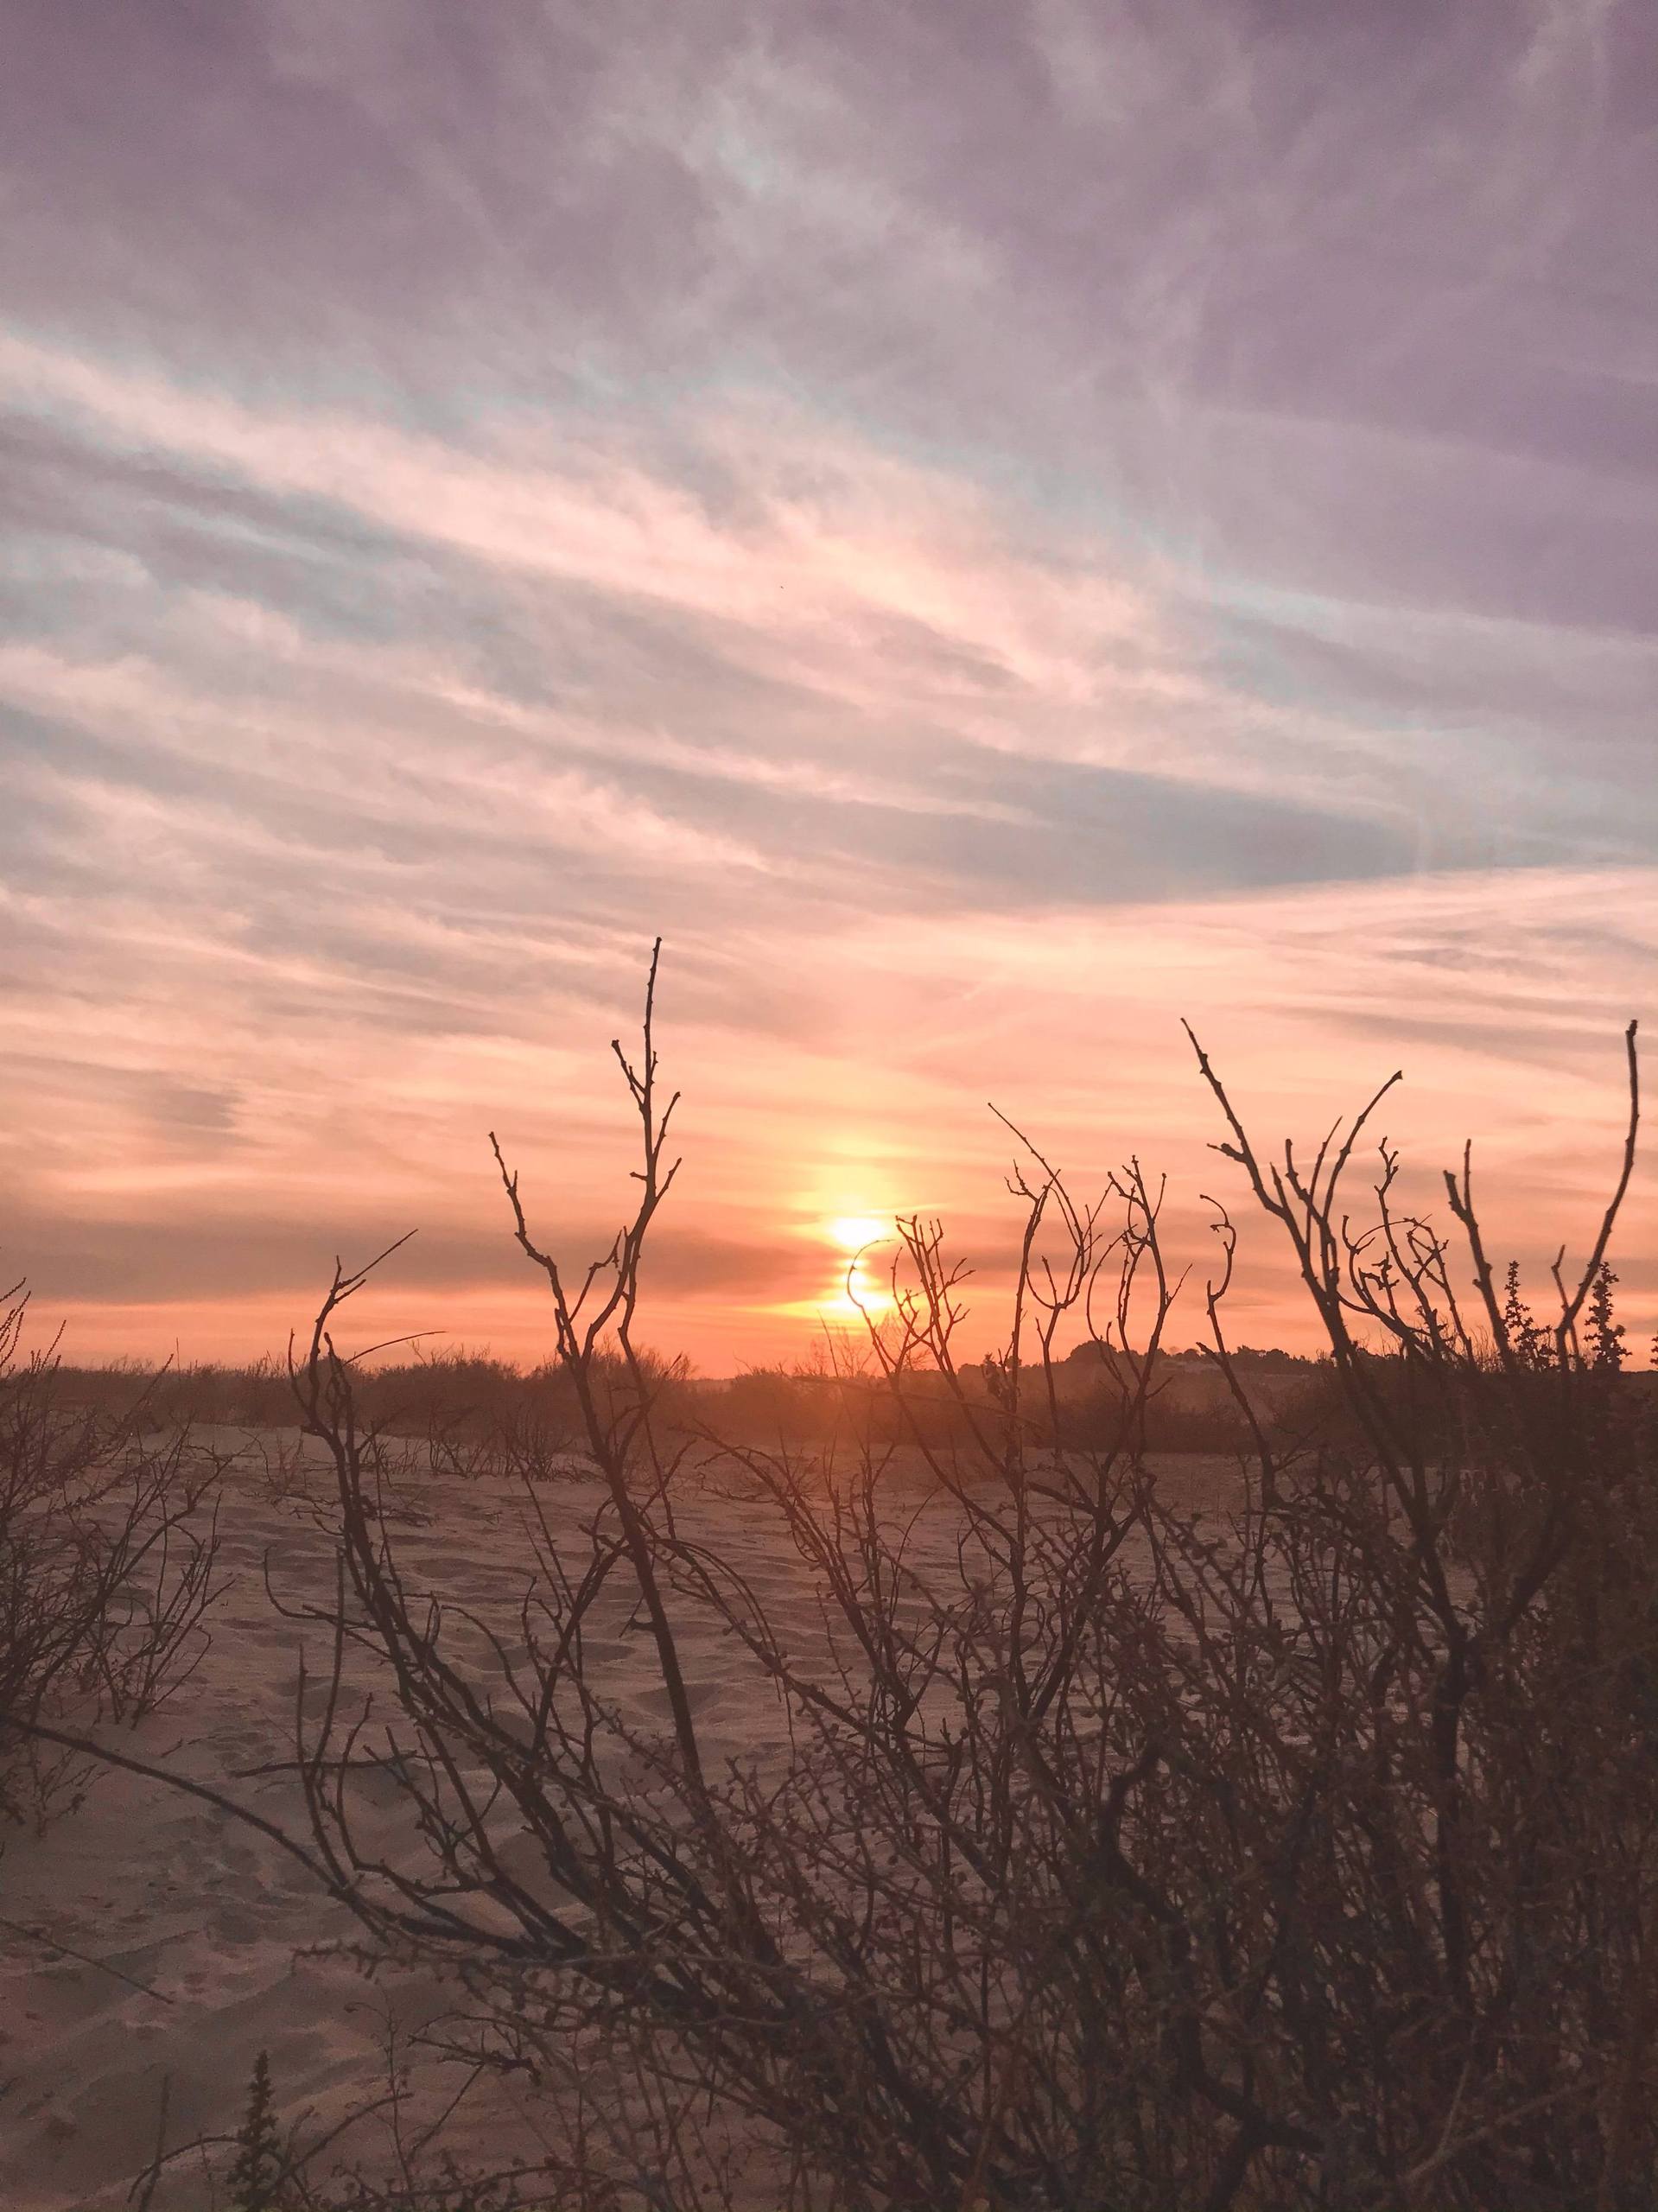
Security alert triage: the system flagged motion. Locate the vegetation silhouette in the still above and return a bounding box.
[5,950,1653,2209]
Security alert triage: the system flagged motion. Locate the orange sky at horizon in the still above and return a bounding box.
[16,864,1653,1378]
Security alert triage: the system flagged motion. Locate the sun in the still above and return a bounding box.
[760,1209,897,1323]
[826,1212,889,1253]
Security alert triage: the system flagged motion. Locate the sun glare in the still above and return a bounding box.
[762,1211,899,1323]
[816,1264,893,1322]
[826,1212,889,1252]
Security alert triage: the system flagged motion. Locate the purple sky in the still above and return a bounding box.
[1,2,1653,1365]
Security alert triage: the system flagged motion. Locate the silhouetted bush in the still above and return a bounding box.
[25,960,1651,2209]
[0,1282,225,1835]
[237,973,1652,2209]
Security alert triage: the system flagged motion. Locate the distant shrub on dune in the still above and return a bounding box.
[52,1340,703,1491]
[50,1352,298,1433]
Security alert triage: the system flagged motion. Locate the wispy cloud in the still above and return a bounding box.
[0,1,1652,1363]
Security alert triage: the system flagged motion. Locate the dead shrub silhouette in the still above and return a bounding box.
[124,2037,550,2212]
[13,956,1652,2209]
[0,1281,226,1835]
[227,953,1649,2209]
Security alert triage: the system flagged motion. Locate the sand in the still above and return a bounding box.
[0,1429,1245,2209]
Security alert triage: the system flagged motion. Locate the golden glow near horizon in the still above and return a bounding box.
[813,1262,893,1324]
[823,1211,894,1316]
[766,1209,898,1324]
[826,1211,890,1253]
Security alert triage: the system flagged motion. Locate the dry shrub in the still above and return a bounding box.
[416,1345,696,1486]
[223,962,1652,2210]
[0,1282,227,1834]
[51,1351,298,1433]
[53,1344,702,1493]
[713,1348,1288,1458]
[16,957,1653,2209]
[128,2039,549,2212]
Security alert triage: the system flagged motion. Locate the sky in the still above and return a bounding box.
[1,0,1653,1372]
